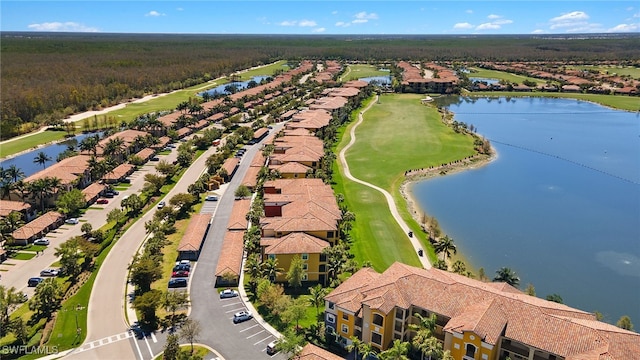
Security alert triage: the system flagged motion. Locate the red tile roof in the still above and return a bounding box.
[177,213,211,252]
[81,183,106,202]
[0,200,31,217]
[11,211,64,240]
[261,232,330,255]
[227,199,251,231]
[215,230,244,276]
[298,343,344,360]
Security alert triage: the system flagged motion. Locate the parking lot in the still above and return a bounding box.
[220,296,281,356]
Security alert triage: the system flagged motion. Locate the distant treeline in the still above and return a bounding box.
[2,32,639,140]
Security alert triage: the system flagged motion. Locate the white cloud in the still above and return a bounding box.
[352,19,368,24]
[331,11,338,15]
[145,10,165,17]
[27,21,98,32]
[335,21,350,28]
[466,9,473,14]
[312,27,326,33]
[453,22,474,29]
[531,29,546,34]
[352,11,378,24]
[550,11,589,23]
[487,14,501,20]
[493,19,513,25]
[279,19,317,27]
[476,22,500,30]
[176,7,183,11]
[607,23,639,32]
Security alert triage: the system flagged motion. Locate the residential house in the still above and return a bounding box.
[177,213,211,260]
[11,211,64,245]
[324,262,640,360]
[261,232,330,283]
[0,199,36,222]
[23,154,92,193]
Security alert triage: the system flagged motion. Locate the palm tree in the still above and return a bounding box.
[434,235,457,261]
[0,180,13,200]
[412,331,442,360]
[79,135,99,156]
[359,342,376,360]
[347,337,364,359]
[244,254,262,295]
[28,178,50,212]
[308,284,328,320]
[379,339,409,360]
[1,286,27,337]
[493,267,520,288]
[33,151,52,169]
[103,137,125,159]
[5,165,25,183]
[261,257,281,282]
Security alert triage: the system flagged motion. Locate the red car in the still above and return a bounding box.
[172,270,189,277]
[96,199,109,204]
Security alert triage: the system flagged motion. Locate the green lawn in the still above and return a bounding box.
[236,60,290,80]
[467,67,547,85]
[567,65,640,79]
[467,91,640,111]
[333,94,476,271]
[10,252,37,260]
[342,64,390,81]
[0,130,69,158]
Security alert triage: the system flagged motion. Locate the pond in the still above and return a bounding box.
[198,76,270,97]
[359,76,392,84]
[0,131,104,178]
[411,96,640,324]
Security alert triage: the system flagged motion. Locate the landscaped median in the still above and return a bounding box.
[332,93,477,271]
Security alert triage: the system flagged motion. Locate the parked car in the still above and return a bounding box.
[33,238,50,246]
[233,310,253,324]
[121,178,131,184]
[205,195,218,201]
[103,192,115,198]
[171,270,189,278]
[168,278,188,288]
[96,198,109,204]
[105,189,119,195]
[150,157,160,161]
[28,277,44,287]
[157,201,165,209]
[266,341,277,355]
[65,218,79,225]
[40,269,59,277]
[219,289,239,299]
[173,264,190,272]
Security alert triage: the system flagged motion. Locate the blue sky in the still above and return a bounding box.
[1,1,638,35]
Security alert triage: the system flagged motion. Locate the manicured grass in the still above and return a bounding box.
[467,91,640,111]
[0,130,69,158]
[343,64,390,81]
[333,94,476,271]
[567,65,640,79]
[236,60,290,80]
[152,344,210,360]
[467,67,547,85]
[10,252,37,260]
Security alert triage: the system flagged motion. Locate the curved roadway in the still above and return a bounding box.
[338,95,431,270]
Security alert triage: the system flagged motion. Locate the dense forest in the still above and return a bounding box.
[2,32,639,140]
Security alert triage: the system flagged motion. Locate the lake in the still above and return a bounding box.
[0,131,103,178]
[198,76,269,97]
[411,96,640,324]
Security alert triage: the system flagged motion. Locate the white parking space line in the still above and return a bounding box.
[239,324,260,333]
[150,332,157,343]
[222,301,242,307]
[254,336,273,346]
[246,329,265,339]
[225,307,246,313]
[144,334,153,358]
[132,331,144,360]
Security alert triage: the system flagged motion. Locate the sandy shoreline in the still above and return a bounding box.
[400,151,498,238]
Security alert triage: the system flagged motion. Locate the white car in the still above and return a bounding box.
[33,238,50,246]
[40,268,59,277]
[65,218,79,224]
[205,195,218,201]
[219,289,239,299]
[233,310,253,323]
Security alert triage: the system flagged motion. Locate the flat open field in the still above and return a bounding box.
[333,94,476,271]
[342,64,390,81]
[468,67,546,85]
[568,65,640,79]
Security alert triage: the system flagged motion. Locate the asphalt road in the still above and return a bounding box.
[188,122,287,360]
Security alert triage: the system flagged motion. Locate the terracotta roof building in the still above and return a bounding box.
[214,230,245,287]
[11,211,64,245]
[0,200,35,221]
[177,213,211,260]
[24,154,92,191]
[324,262,640,359]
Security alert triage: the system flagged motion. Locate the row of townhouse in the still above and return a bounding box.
[324,262,640,360]
[3,129,160,245]
[397,61,460,94]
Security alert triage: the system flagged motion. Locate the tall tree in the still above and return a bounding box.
[0,286,26,337]
[308,284,328,320]
[163,290,190,330]
[33,151,52,169]
[55,239,83,280]
[132,289,163,328]
[163,334,180,360]
[493,267,520,288]
[286,255,305,290]
[433,235,456,261]
[29,278,63,319]
[179,318,201,355]
[379,339,409,360]
[5,165,25,183]
[616,315,634,331]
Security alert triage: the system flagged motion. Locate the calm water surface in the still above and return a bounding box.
[411,96,640,323]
